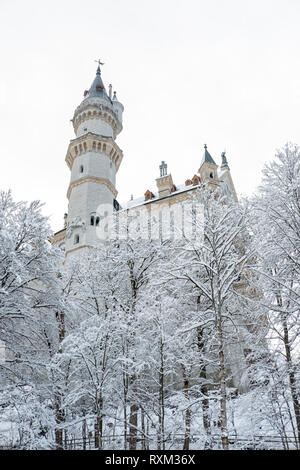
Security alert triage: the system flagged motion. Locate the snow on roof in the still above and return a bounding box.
[120,183,198,211]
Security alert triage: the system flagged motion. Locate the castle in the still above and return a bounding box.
[52,61,238,255]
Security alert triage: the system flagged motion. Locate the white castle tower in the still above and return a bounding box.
[64,60,124,257]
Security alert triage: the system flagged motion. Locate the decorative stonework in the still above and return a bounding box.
[72,102,122,138]
[65,133,123,172]
[67,176,118,200]
[156,173,174,197]
[66,216,86,239]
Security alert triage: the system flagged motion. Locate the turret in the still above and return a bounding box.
[64,60,124,257]
[198,144,218,182]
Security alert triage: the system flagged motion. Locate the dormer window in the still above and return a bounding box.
[185,179,192,186]
[144,190,154,201]
[192,175,200,186]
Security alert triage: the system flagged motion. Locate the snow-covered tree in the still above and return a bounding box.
[166,185,264,450]
[251,142,300,444]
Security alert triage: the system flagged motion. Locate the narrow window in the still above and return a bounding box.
[210,172,214,179]
[90,216,94,226]
[74,234,79,244]
[95,216,100,227]
[80,165,84,174]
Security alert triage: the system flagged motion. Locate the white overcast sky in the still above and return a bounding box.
[1,0,300,232]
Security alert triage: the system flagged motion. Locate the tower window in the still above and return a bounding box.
[74,234,80,244]
[210,172,214,179]
[90,215,95,226]
[80,165,84,173]
[95,216,100,227]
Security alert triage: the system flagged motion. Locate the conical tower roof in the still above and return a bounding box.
[200,144,216,166]
[85,64,110,102]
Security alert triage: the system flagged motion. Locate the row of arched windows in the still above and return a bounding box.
[90,215,100,226]
[74,110,117,134]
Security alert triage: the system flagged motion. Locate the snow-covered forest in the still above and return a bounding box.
[0,143,299,450]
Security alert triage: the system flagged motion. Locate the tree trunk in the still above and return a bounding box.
[82,417,87,450]
[282,316,300,443]
[94,394,103,449]
[54,311,65,450]
[129,403,138,450]
[158,335,165,450]
[217,306,229,450]
[183,375,191,450]
[197,322,211,446]
[141,408,146,450]
[54,395,64,449]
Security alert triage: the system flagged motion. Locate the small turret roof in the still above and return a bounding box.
[85,64,111,102]
[200,144,217,166]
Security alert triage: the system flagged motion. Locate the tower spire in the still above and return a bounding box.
[201,144,216,165]
[85,59,108,100]
[94,58,105,75]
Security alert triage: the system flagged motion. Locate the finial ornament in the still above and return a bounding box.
[94,58,105,66]
[94,58,105,74]
[204,144,207,150]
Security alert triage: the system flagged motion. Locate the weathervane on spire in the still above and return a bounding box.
[94,58,105,74]
[95,58,105,66]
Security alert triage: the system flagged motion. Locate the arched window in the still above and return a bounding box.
[80,165,84,174]
[90,215,95,226]
[210,172,214,179]
[74,234,79,244]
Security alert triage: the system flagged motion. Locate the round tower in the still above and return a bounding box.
[64,61,124,257]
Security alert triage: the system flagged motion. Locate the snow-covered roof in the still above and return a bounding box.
[120,183,200,211]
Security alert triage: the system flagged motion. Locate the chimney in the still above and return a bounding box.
[156,161,174,197]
